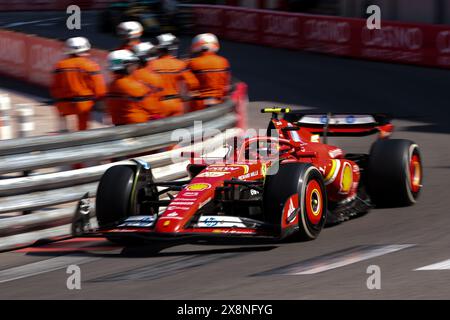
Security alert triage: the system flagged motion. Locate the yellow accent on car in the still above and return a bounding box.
[261,108,290,113]
[325,160,337,182]
[311,135,320,143]
[340,163,353,193]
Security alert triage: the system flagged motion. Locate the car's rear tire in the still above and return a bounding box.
[264,163,327,241]
[367,139,423,207]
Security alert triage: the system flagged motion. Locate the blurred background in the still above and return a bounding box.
[0,0,450,299]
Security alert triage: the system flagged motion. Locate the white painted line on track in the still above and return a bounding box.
[255,244,415,276]
[415,259,450,271]
[1,17,63,28]
[0,255,99,284]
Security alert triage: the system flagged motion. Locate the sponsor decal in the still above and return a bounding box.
[186,183,211,192]
[204,217,218,227]
[197,216,247,228]
[163,221,171,227]
[208,164,249,173]
[183,192,200,197]
[172,198,197,202]
[328,148,343,159]
[238,170,260,180]
[170,201,195,205]
[167,206,191,211]
[167,212,178,217]
[196,171,228,178]
[208,166,238,171]
[160,216,183,220]
[346,115,356,124]
[118,215,155,228]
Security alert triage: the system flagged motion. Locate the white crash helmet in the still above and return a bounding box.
[117,21,144,39]
[156,33,179,52]
[107,49,139,71]
[132,42,158,61]
[191,33,220,53]
[65,37,91,55]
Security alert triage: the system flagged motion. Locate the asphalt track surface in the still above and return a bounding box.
[1,11,450,299]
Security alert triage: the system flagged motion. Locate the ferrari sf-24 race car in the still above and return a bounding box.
[79,108,422,244]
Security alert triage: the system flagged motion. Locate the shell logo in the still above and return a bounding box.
[186,183,212,192]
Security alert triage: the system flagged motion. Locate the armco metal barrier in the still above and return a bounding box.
[0,96,247,252]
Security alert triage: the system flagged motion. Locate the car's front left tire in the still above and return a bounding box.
[264,162,327,241]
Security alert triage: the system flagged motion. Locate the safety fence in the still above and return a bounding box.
[0,94,248,252]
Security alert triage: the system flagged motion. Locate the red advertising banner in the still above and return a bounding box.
[0,30,28,81]
[0,30,111,88]
[1,5,449,90]
[27,36,64,87]
[223,7,262,45]
[260,11,302,49]
[191,5,450,70]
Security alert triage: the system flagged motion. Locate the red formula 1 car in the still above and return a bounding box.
[83,108,422,244]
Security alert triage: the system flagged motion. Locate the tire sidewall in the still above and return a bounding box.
[298,166,327,239]
[264,162,327,240]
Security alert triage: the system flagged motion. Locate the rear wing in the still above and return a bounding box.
[283,112,393,137]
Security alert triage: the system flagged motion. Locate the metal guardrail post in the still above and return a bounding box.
[0,94,12,140]
[15,103,35,138]
[15,103,35,213]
